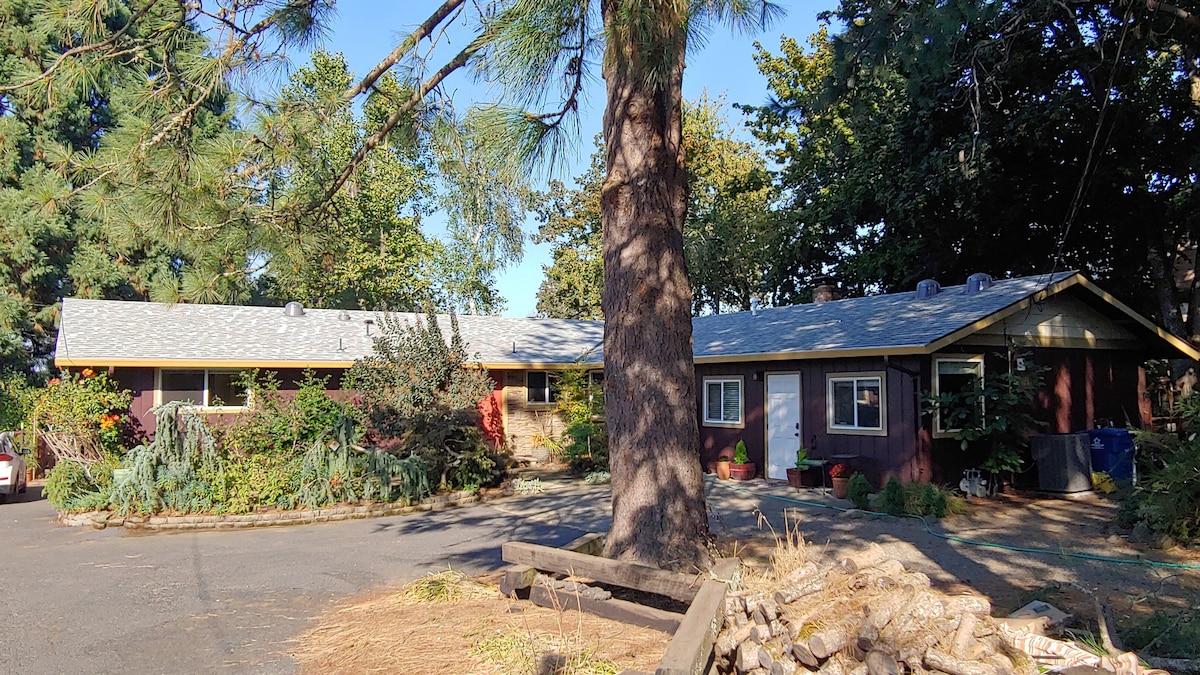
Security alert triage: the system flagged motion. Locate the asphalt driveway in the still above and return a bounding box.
[1,481,612,674]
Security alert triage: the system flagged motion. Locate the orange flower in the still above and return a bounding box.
[82,368,95,378]
[99,418,115,430]
[47,378,60,386]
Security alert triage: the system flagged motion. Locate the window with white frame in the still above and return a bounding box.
[703,377,743,426]
[933,356,984,435]
[158,369,248,408]
[526,371,559,404]
[827,373,885,434]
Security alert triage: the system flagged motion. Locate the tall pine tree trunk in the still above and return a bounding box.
[599,2,709,571]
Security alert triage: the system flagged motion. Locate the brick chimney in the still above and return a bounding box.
[813,276,841,304]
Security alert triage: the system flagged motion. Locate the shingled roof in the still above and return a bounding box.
[54,271,1198,369]
[690,271,1198,361]
[55,301,604,369]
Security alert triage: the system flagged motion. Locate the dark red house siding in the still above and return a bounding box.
[695,356,928,487]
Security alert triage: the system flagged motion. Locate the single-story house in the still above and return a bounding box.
[688,271,1198,484]
[54,302,603,459]
[54,271,1198,484]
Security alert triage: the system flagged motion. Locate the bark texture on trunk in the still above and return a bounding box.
[598,1,709,571]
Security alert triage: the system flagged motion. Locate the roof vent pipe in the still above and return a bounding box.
[964,273,995,295]
[284,301,305,317]
[916,279,942,300]
[338,310,351,321]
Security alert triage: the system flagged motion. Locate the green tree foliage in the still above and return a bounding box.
[1126,394,1200,543]
[748,3,1200,328]
[535,96,778,318]
[924,356,1047,477]
[0,1,213,374]
[14,0,780,568]
[533,138,606,320]
[258,51,440,311]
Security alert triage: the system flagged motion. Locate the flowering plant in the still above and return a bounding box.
[829,462,851,478]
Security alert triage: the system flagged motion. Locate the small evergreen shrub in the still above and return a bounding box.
[552,369,608,473]
[878,478,906,516]
[733,440,749,464]
[847,472,872,510]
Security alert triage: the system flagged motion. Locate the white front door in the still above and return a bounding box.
[766,373,802,480]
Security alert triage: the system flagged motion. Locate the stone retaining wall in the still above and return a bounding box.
[59,487,509,532]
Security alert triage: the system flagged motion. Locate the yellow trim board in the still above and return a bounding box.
[57,357,602,370]
[694,345,928,364]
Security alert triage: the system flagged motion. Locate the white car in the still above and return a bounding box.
[0,431,27,503]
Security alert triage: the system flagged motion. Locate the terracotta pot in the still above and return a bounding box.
[728,463,756,481]
[26,467,34,483]
[715,460,731,480]
[831,476,850,499]
[786,467,804,489]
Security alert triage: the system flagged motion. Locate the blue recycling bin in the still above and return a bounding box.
[1087,428,1135,481]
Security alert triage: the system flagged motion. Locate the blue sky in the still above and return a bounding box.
[321,2,831,317]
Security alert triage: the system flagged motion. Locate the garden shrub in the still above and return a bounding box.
[218,370,347,456]
[44,456,118,511]
[1123,396,1200,543]
[551,369,608,473]
[847,472,872,510]
[111,402,224,514]
[878,478,906,516]
[215,453,302,513]
[924,352,1045,484]
[346,307,506,491]
[29,370,136,454]
[872,478,953,518]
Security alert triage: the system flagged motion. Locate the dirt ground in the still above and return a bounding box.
[288,572,669,674]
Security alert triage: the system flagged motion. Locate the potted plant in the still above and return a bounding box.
[729,440,756,480]
[714,454,732,480]
[829,462,852,499]
[785,447,809,489]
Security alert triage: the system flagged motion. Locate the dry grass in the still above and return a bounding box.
[289,570,668,674]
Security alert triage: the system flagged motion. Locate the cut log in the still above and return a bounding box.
[941,595,990,618]
[849,560,906,591]
[817,657,848,675]
[770,660,797,675]
[838,544,888,574]
[858,588,915,642]
[950,614,978,658]
[809,618,860,659]
[790,640,819,668]
[756,647,775,671]
[779,561,824,584]
[735,643,760,672]
[774,575,826,606]
[502,542,701,602]
[924,649,997,675]
[864,650,901,675]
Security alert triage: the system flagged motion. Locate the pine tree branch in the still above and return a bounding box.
[314,42,479,212]
[342,0,466,101]
[0,0,164,93]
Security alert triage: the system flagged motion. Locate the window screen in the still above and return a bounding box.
[160,371,205,405]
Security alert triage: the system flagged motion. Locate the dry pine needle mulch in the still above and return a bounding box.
[288,570,667,674]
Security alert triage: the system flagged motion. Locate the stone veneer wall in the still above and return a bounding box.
[503,369,566,462]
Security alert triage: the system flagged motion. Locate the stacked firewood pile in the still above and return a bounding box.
[713,543,1036,675]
